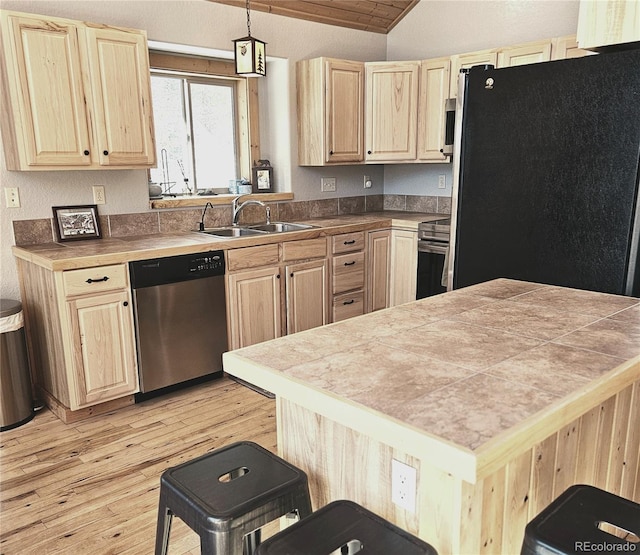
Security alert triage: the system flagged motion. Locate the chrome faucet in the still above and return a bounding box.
[232,194,271,226]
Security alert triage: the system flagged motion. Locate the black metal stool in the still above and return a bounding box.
[521,484,640,554]
[155,441,312,554]
[255,499,438,554]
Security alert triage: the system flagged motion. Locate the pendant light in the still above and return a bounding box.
[233,0,266,77]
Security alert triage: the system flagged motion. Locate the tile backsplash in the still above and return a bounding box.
[12,194,451,246]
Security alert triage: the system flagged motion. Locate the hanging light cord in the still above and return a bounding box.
[246,0,252,38]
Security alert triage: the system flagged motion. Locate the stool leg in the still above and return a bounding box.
[154,502,173,555]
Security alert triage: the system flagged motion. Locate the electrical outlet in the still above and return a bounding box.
[391,459,417,512]
[363,175,372,189]
[321,177,336,192]
[4,187,20,208]
[438,175,446,189]
[93,186,106,205]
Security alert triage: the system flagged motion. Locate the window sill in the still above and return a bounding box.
[150,192,294,209]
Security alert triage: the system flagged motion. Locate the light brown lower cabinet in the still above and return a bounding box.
[226,238,329,349]
[16,260,139,420]
[367,228,417,311]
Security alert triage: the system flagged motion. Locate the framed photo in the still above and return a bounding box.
[252,160,273,193]
[52,205,102,242]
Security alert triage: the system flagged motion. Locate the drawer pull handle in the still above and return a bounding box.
[344,261,356,266]
[343,299,355,305]
[85,276,110,284]
[343,240,356,245]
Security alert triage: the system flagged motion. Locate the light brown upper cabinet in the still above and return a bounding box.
[497,40,552,67]
[449,49,498,99]
[0,10,155,170]
[577,0,640,50]
[417,57,450,162]
[297,57,364,165]
[552,35,595,60]
[365,61,420,161]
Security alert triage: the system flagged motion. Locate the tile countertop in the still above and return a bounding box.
[11,211,442,271]
[223,278,640,482]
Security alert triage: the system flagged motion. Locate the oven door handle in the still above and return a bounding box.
[418,242,449,255]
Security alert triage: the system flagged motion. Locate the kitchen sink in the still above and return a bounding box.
[249,222,315,233]
[200,227,268,237]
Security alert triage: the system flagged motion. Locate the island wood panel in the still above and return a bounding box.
[277,379,640,555]
[16,259,70,406]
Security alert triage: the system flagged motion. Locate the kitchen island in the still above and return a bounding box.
[223,279,640,555]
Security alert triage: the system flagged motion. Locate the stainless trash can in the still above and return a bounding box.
[1,299,34,431]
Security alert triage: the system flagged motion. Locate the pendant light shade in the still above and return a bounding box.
[234,0,266,77]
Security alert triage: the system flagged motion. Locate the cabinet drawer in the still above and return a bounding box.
[332,232,365,254]
[227,244,280,271]
[63,264,128,297]
[332,291,365,322]
[282,237,327,261]
[332,252,365,294]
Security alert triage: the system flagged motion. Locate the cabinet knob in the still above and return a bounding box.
[123,301,129,307]
[84,150,90,156]
[367,150,372,155]
[276,274,280,279]
[103,150,109,156]
[290,272,294,277]
[329,150,334,155]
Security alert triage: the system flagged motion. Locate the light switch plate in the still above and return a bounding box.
[321,177,336,192]
[5,187,20,208]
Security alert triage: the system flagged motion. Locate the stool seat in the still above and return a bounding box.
[521,484,640,555]
[255,499,438,555]
[155,441,312,554]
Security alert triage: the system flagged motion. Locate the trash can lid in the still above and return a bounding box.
[0,299,22,318]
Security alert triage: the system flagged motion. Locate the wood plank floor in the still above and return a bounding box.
[0,377,276,554]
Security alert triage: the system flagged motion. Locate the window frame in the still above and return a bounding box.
[148,51,260,189]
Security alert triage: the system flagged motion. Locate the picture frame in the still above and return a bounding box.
[52,205,102,242]
[252,160,273,193]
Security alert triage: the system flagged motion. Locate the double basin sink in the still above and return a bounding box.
[200,222,315,237]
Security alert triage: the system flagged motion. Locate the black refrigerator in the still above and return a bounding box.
[450,48,640,297]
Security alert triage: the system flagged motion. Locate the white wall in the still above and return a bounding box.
[0,0,387,300]
[383,0,582,198]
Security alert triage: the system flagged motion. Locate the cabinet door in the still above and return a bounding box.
[577,0,640,50]
[389,229,417,307]
[449,50,498,98]
[497,40,552,68]
[367,230,391,312]
[418,58,450,162]
[227,267,282,349]
[326,59,364,163]
[1,12,92,168]
[365,61,419,161]
[67,291,138,408]
[84,25,156,166]
[552,35,594,60]
[286,259,329,334]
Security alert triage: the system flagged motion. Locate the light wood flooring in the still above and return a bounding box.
[0,377,276,554]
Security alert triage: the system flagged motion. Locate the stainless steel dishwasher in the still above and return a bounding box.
[129,251,228,398]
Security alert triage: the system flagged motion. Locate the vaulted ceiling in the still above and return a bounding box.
[209,0,420,34]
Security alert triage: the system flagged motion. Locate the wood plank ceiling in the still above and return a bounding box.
[209,0,420,34]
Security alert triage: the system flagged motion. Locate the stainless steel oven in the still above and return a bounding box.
[417,218,450,299]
